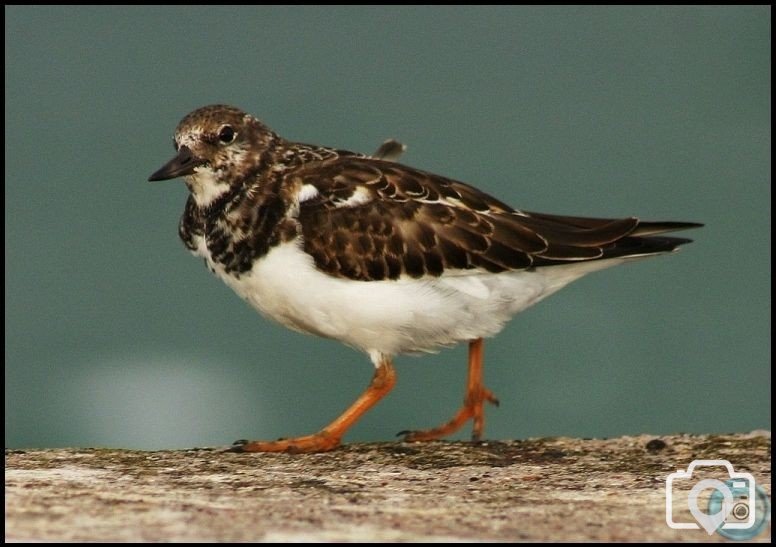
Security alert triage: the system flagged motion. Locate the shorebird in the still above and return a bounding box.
[149,105,701,453]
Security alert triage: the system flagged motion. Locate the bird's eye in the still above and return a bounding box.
[218,125,235,144]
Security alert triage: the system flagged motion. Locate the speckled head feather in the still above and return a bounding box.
[174,104,275,151]
[153,105,281,208]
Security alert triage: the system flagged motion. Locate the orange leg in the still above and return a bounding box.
[229,356,396,453]
[401,338,498,442]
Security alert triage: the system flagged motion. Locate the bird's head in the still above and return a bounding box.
[148,104,277,207]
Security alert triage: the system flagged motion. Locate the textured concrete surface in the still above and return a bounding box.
[5,433,771,542]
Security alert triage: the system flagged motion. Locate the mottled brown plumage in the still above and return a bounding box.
[292,157,697,281]
[153,104,699,282]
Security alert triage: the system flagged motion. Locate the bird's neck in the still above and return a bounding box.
[178,151,295,274]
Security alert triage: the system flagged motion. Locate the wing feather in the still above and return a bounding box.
[290,157,699,281]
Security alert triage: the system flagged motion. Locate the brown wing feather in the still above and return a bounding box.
[293,157,699,281]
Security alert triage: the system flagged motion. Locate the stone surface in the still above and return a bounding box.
[5,433,771,542]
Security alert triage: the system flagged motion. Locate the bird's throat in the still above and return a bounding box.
[186,167,232,208]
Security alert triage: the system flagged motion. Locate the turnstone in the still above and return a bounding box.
[149,105,701,453]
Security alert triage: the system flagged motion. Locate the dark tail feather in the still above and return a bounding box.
[600,234,696,260]
[518,211,701,266]
[532,224,700,266]
[630,221,704,237]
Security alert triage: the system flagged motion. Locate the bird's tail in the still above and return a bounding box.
[628,221,704,238]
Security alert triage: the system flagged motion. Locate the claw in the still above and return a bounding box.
[224,441,247,453]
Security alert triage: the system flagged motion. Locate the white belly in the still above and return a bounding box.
[200,240,626,357]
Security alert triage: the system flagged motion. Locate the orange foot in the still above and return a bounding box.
[226,356,396,454]
[228,433,341,454]
[400,338,499,442]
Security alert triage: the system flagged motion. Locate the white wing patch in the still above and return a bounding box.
[334,186,372,208]
[298,184,320,203]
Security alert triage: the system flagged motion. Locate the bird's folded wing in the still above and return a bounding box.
[291,157,697,281]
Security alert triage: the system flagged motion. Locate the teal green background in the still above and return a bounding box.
[5,6,770,449]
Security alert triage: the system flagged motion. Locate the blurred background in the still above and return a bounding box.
[5,6,770,449]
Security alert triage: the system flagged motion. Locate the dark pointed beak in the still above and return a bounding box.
[148,146,204,181]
